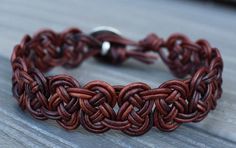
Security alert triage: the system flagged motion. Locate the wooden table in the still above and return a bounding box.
[0,0,236,147]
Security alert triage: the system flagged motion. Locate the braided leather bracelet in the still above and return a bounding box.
[11,27,223,136]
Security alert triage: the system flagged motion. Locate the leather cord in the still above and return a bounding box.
[11,27,223,136]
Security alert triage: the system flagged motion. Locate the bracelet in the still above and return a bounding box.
[11,27,223,136]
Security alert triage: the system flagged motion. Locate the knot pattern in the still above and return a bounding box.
[117,82,154,135]
[11,28,223,136]
[139,33,164,52]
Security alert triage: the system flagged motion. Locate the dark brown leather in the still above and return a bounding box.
[11,28,223,136]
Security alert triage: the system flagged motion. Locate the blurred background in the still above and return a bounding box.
[198,0,236,7]
[197,0,236,6]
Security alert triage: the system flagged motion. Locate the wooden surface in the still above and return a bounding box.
[1,0,236,147]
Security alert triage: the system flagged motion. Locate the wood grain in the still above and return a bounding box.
[0,0,236,147]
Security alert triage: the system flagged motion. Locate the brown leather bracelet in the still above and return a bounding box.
[11,27,223,136]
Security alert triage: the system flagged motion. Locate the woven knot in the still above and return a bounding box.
[139,33,165,52]
[117,82,154,135]
[79,80,117,133]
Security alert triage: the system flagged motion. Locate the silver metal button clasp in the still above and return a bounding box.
[90,26,122,55]
[101,41,111,55]
[91,26,122,36]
